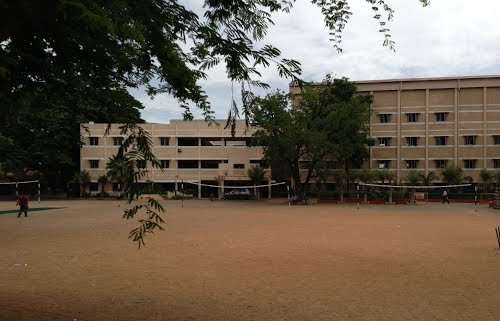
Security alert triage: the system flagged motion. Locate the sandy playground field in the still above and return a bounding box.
[0,199,499,321]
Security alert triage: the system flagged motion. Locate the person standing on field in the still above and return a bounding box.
[442,190,450,204]
[16,194,29,217]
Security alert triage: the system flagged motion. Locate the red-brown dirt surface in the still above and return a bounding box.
[0,200,499,321]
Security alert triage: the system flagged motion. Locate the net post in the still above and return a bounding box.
[38,181,40,202]
[474,182,478,212]
[287,185,290,207]
[356,183,360,209]
[181,180,184,208]
[16,183,18,197]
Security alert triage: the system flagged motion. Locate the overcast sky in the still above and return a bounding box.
[134,0,500,123]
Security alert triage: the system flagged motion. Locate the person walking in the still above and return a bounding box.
[442,190,450,204]
[16,194,29,217]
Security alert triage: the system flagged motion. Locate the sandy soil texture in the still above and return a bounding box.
[0,199,499,321]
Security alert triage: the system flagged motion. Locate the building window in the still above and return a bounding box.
[406,113,419,123]
[435,160,447,168]
[378,137,391,147]
[406,137,419,146]
[494,159,500,169]
[378,160,390,169]
[89,160,99,168]
[435,136,447,146]
[406,160,419,169]
[89,137,99,145]
[250,160,260,164]
[90,183,98,191]
[160,137,170,146]
[463,159,476,169]
[464,136,477,145]
[113,137,123,146]
[112,183,120,191]
[201,160,220,168]
[435,112,447,122]
[177,137,198,146]
[493,135,500,145]
[379,114,390,123]
[177,160,198,168]
[160,160,169,169]
[233,163,245,169]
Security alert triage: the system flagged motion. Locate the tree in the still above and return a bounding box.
[97,175,108,198]
[440,165,463,186]
[251,77,373,202]
[406,170,421,203]
[1,1,429,122]
[1,0,429,244]
[106,154,133,196]
[72,170,91,198]
[247,165,266,199]
[105,124,165,247]
[422,171,437,186]
[479,169,494,192]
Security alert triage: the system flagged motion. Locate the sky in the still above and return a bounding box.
[134,0,500,123]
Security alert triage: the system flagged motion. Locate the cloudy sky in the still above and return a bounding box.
[134,0,500,123]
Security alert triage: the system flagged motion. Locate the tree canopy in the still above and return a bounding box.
[251,76,373,200]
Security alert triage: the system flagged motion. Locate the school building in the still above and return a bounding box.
[81,75,500,197]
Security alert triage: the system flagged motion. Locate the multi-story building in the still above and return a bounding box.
[80,120,271,198]
[82,75,500,196]
[291,75,500,181]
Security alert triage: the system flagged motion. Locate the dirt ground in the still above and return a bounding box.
[0,199,499,321]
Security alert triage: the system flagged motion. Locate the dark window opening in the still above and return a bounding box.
[178,137,199,146]
[435,136,447,146]
[379,114,390,123]
[435,112,447,122]
[160,137,170,146]
[378,137,391,147]
[201,160,221,168]
[90,183,98,191]
[160,160,169,169]
[406,137,419,146]
[113,137,123,146]
[89,160,99,168]
[178,160,199,168]
[435,160,447,168]
[406,113,419,122]
[464,136,477,145]
[406,160,418,169]
[464,159,476,169]
[201,137,223,146]
[233,163,245,169]
[89,137,99,145]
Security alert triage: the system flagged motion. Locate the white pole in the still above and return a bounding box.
[15,183,18,197]
[38,182,40,202]
[287,185,290,207]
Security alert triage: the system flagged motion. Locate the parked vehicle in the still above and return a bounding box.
[223,188,253,200]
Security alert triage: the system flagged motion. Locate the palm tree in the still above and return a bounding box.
[479,168,493,192]
[422,171,437,186]
[106,155,132,194]
[97,175,108,198]
[73,170,91,198]
[440,165,463,186]
[247,165,266,199]
[358,168,376,203]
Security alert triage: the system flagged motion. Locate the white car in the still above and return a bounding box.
[225,188,252,196]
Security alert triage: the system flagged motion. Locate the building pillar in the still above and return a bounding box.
[483,87,487,170]
[425,89,429,175]
[454,85,459,166]
[397,88,401,180]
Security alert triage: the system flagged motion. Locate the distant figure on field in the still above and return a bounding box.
[16,194,29,217]
[442,190,450,204]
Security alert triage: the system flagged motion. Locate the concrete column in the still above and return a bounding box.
[483,87,487,169]
[425,89,429,175]
[397,88,401,180]
[454,85,459,165]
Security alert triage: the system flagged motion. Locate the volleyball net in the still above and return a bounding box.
[357,182,472,204]
[0,180,41,201]
[183,181,287,199]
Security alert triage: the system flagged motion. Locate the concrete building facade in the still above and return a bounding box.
[80,120,270,198]
[291,75,500,181]
[81,75,500,196]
